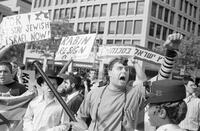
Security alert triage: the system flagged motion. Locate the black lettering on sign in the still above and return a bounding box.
[22,73,30,79]
[80,36,91,45]
[157,56,163,62]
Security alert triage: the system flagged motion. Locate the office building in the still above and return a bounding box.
[30,0,200,77]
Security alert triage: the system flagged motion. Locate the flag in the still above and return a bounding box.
[0,90,35,131]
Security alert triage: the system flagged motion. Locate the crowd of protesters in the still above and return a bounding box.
[0,33,200,131]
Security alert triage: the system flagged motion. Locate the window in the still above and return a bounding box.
[134,20,142,34]
[86,6,92,17]
[132,40,140,45]
[84,22,90,33]
[162,26,167,40]
[170,11,175,25]
[43,0,46,7]
[148,41,154,50]
[149,21,155,36]
[93,5,100,17]
[166,0,170,4]
[48,0,52,6]
[187,20,191,32]
[177,15,182,28]
[107,39,114,44]
[61,0,64,4]
[100,4,107,16]
[54,9,60,19]
[110,3,118,16]
[38,0,42,7]
[158,6,163,20]
[60,8,65,18]
[91,22,97,33]
[164,8,169,23]
[194,6,197,18]
[116,21,124,34]
[65,8,70,18]
[198,25,200,36]
[79,6,85,18]
[156,24,162,39]
[189,4,193,16]
[71,7,76,18]
[127,2,135,15]
[48,10,52,18]
[123,40,131,45]
[169,29,173,35]
[119,2,126,16]
[184,1,188,14]
[192,22,196,33]
[125,20,133,34]
[136,1,144,14]
[34,0,37,8]
[183,17,186,30]
[171,0,176,7]
[151,2,157,17]
[108,21,116,34]
[66,0,71,3]
[115,40,122,45]
[55,0,59,5]
[77,23,83,32]
[179,0,183,11]
[98,22,105,34]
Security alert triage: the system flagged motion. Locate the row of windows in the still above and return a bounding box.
[108,20,142,35]
[151,2,175,25]
[106,39,140,45]
[177,14,196,33]
[149,21,175,41]
[147,41,160,50]
[33,0,78,8]
[77,21,105,34]
[51,7,77,20]
[79,4,107,18]
[160,0,176,7]
[76,20,143,35]
[110,1,144,17]
[179,0,197,18]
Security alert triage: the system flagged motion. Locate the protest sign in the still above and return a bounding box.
[0,10,51,45]
[55,34,96,60]
[98,45,135,57]
[98,45,164,65]
[21,70,35,89]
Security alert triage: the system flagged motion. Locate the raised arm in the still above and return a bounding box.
[150,33,183,82]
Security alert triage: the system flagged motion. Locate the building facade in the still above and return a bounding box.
[0,0,32,14]
[0,4,14,22]
[30,0,200,77]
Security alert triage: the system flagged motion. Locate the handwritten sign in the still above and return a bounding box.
[55,34,96,60]
[21,70,35,89]
[0,10,51,45]
[98,45,164,65]
[98,46,135,57]
[134,46,164,64]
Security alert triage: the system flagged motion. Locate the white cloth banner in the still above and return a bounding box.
[55,34,96,60]
[0,10,51,45]
[98,45,164,65]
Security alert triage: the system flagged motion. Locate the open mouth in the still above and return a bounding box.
[119,76,126,81]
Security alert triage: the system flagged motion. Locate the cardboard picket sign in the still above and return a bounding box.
[98,45,164,65]
[0,10,51,45]
[21,70,35,89]
[55,34,96,60]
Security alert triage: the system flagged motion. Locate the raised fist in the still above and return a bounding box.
[163,33,183,51]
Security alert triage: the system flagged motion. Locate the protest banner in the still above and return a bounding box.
[55,34,96,60]
[21,70,35,89]
[98,45,164,65]
[134,45,164,65]
[0,10,51,45]
[98,45,135,57]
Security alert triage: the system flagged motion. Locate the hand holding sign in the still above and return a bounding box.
[163,33,183,51]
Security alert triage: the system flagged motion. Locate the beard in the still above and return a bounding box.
[64,86,73,94]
